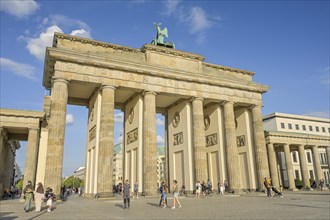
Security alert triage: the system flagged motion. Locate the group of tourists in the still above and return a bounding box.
[158,180,182,209]
[23,180,55,213]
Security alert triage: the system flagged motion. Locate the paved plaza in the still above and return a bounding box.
[1,191,329,219]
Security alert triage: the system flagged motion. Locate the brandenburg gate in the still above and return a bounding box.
[1,28,270,197]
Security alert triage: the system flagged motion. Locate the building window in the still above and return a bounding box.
[295,170,300,180]
[309,126,313,131]
[292,151,298,163]
[316,126,319,132]
[328,128,330,133]
[281,123,285,129]
[302,125,306,131]
[309,170,314,180]
[306,152,312,163]
[295,124,299,130]
[322,127,326,132]
[288,123,292,129]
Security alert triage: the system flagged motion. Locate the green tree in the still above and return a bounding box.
[62,176,83,188]
[16,179,23,190]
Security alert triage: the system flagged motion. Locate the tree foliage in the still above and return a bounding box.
[62,176,84,188]
[16,179,23,190]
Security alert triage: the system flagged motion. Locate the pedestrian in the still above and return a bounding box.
[123,180,131,209]
[34,182,44,212]
[171,180,182,209]
[162,185,168,208]
[133,181,139,199]
[264,177,271,198]
[195,181,201,198]
[201,181,206,197]
[45,187,55,212]
[23,180,34,212]
[159,181,165,207]
[219,184,224,195]
[217,182,221,194]
[224,180,229,193]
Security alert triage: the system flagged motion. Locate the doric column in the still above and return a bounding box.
[251,105,270,190]
[223,101,241,192]
[267,143,279,188]
[298,145,310,188]
[97,85,115,197]
[143,91,157,196]
[283,144,295,190]
[163,113,170,189]
[312,146,324,183]
[192,97,207,183]
[23,128,40,189]
[326,147,330,170]
[44,77,69,196]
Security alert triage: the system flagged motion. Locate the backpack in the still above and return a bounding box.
[159,186,163,194]
[196,185,199,190]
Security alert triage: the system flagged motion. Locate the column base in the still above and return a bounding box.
[287,188,298,191]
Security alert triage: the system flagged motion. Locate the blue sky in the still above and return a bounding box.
[1,0,329,177]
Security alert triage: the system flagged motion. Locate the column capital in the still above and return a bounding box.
[190,97,204,102]
[143,90,157,96]
[223,100,234,106]
[52,77,70,85]
[250,104,263,110]
[100,84,116,90]
[28,127,39,132]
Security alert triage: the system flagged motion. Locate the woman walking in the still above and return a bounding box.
[171,180,182,209]
[23,180,34,212]
[35,182,44,212]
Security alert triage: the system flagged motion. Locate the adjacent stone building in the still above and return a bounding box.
[263,112,330,189]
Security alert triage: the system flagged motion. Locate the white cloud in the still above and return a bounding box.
[26,25,63,61]
[156,118,165,126]
[187,7,213,34]
[66,114,74,125]
[157,135,165,145]
[162,2,219,44]
[0,0,40,19]
[0,57,37,81]
[47,14,91,32]
[114,112,124,123]
[70,29,91,38]
[163,0,180,16]
[304,111,330,119]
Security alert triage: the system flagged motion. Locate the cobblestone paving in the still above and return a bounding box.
[1,191,329,219]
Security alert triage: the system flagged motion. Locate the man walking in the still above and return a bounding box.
[123,180,131,209]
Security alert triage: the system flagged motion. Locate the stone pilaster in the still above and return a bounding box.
[223,101,241,192]
[326,147,330,171]
[283,144,295,190]
[298,145,310,188]
[267,143,279,188]
[143,91,157,196]
[312,146,324,183]
[192,97,207,183]
[251,105,270,190]
[97,85,115,197]
[44,77,69,196]
[23,128,40,190]
[0,128,6,198]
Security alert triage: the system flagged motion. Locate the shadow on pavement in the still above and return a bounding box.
[115,204,125,209]
[147,202,160,208]
[0,212,17,220]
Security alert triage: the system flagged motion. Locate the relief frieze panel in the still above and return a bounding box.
[205,133,218,147]
[89,125,96,142]
[127,128,138,145]
[173,132,183,146]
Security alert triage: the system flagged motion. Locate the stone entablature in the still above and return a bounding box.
[0,108,45,130]
[265,131,330,147]
[44,33,268,97]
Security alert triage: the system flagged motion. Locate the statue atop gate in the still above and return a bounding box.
[151,23,175,49]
